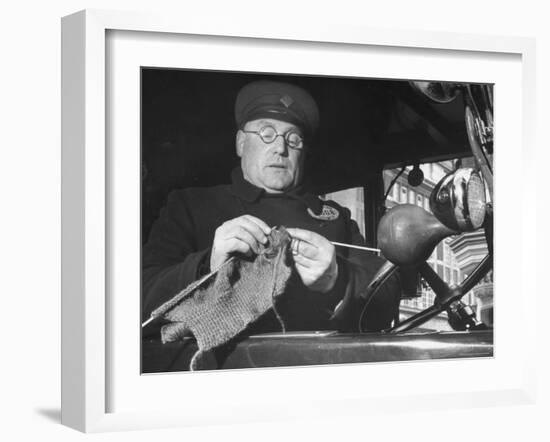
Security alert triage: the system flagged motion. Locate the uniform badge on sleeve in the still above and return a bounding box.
[307,204,340,221]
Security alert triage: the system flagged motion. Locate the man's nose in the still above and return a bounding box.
[270,135,289,155]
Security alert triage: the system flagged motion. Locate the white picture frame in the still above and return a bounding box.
[61,9,537,433]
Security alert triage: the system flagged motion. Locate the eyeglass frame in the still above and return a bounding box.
[240,124,306,150]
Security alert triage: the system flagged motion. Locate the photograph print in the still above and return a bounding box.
[140,69,494,372]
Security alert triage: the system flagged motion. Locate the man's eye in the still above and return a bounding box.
[287,132,302,146]
[259,126,277,141]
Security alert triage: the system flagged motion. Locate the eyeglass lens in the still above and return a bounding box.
[259,126,303,148]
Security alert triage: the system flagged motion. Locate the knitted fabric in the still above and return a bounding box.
[159,226,293,370]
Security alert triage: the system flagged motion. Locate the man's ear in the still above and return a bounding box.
[236,130,245,157]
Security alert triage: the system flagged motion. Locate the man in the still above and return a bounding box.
[143,80,400,334]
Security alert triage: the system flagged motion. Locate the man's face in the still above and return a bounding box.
[236,118,305,193]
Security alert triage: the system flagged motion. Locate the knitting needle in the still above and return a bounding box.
[331,241,381,254]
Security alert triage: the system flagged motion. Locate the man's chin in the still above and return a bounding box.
[262,178,294,194]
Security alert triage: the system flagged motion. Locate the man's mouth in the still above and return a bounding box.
[267,164,287,169]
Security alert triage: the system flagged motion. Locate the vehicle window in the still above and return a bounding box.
[322,187,366,238]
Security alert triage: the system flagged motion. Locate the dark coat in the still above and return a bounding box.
[142,168,400,333]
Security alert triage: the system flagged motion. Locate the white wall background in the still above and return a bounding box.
[0,1,548,440]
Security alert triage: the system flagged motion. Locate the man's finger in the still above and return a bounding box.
[286,227,319,245]
[242,215,272,235]
[291,238,318,259]
[225,238,253,257]
[239,217,268,244]
[292,253,315,268]
[226,216,269,245]
[294,261,311,275]
[229,226,261,254]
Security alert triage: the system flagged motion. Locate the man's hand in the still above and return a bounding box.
[210,215,272,270]
[286,228,338,293]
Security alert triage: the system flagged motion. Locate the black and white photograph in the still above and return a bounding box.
[3,0,544,438]
[140,69,494,372]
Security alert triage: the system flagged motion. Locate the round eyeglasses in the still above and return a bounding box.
[241,125,304,150]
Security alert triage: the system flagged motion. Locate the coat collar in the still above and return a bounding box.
[230,168,323,214]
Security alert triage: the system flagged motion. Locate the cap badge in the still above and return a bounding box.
[280,94,294,108]
[307,204,340,221]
